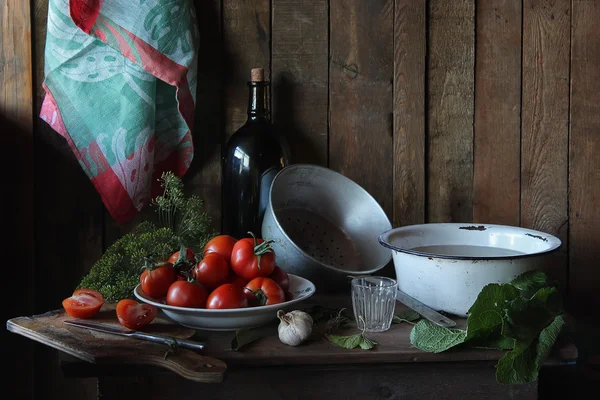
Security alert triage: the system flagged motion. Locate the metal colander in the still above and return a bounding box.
[261,164,392,292]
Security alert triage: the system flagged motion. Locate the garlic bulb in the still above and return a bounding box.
[277,310,313,346]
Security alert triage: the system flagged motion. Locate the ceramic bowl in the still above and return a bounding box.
[378,223,561,317]
[134,274,316,331]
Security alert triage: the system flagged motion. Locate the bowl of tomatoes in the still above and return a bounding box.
[133,233,316,331]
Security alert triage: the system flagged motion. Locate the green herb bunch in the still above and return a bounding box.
[409,270,566,384]
[77,172,212,303]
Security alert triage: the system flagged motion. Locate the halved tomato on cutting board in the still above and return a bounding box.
[62,288,105,319]
[116,299,157,330]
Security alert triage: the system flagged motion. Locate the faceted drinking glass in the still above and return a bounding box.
[351,276,397,332]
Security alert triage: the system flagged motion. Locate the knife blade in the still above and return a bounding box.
[64,320,206,351]
[395,289,456,328]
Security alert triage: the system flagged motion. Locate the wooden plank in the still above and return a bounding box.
[393,0,426,227]
[473,0,522,226]
[569,0,600,311]
[7,305,226,383]
[223,0,271,141]
[0,0,33,129]
[32,1,105,399]
[521,0,570,289]
[97,362,537,400]
[427,0,475,223]
[329,0,394,217]
[1,3,34,399]
[271,0,328,166]
[184,0,224,233]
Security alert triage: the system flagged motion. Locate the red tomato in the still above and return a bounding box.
[62,288,105,319]
[193,253,230,291]
[168,247,196,265]
[73,288,104,303]
[176,273,187,281]
[229,273,248,288]
[269,265,290,292]
[230,233,276,281]
[166,281,208,308]
[140,264,176,298]
[116,299,157,330]
[204,235,237,263]
[243,277,285,306]
[206,283,248,309]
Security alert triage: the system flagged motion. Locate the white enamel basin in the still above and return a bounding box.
[378,223,561,317]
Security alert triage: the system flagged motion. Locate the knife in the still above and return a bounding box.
[395,289,457,328]
[64,320,206,351]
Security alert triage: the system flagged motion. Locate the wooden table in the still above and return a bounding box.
[7,295,577,400]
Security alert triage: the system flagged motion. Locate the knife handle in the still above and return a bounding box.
[131,332,205,351]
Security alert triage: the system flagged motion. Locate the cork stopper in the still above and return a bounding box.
[251,68,265,82]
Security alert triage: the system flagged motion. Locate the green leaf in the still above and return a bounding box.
[358,336,377,350]
[510,270,556,299]
[501,287,562,346]
[465,283,519,350]
[409,320,467,353]
[326,333,377,350]
[392,310,421,324]
[231,320,278,351]
[496,315,565,384]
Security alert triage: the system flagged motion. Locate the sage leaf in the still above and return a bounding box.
[410,320,467,353]
[392,310,421,324]
[326,333,377,350]
[465,283,519,350]
[359,336,377,350]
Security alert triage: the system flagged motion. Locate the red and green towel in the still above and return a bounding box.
[40,0,199,223]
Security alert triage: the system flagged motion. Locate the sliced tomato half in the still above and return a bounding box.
[62,289,105,319]
[116,299,157,330]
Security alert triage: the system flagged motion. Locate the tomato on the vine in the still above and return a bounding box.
[193,253,230,291]
[204,235,237,264]
[206,283,248,309]
[166,280,208,308]
[243,277,285,306]
[140,263,176,298]
[62,288,105,319]
[230,232,276,281]
[168,247,196,265]
[269,265,290,292]
[116,299,157,330]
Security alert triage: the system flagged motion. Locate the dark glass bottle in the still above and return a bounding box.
[222,68,290,239]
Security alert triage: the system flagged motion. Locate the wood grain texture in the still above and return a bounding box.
[329,0,394,217]
[6,305,226,383]
[521,0,570,289]
[0,0,33,129]
[223,0,271,141]
[96,362,537,400]
[271,0,329,166]
[393,0,426,227]
[1,3,34,399]
[569,0,600,311]
[427,0,475,223]
[473,0,522,226]
[185,0,224,232]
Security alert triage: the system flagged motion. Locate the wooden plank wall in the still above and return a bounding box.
[2,0,600,398]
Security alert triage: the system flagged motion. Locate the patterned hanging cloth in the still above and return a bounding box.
[40,0,199,223]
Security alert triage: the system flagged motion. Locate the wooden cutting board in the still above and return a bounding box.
[6,304,227,383]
